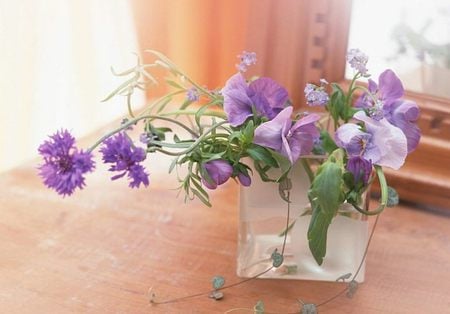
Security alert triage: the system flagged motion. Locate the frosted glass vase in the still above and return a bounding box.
[237,160,369,282]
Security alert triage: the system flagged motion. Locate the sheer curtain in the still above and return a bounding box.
[0,0,143,173]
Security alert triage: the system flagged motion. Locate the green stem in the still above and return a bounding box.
[351,165,387,216]
[160,110,227,120]
[351,85,378,104]
[300,159,314,184]
[87,115,200,152]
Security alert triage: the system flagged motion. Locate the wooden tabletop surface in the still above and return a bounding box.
[1,146,449,313]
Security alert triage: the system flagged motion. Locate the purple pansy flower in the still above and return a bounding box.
[222,73,289,127]
[347,156,372,187]
[201,159,233,190]
[383,99,421,153]
[335,111,408,170]
[100,132,149,188]
[356,69,404,113]
[347,48,369,75]
[253,106,320,164]
[38,129,95,196]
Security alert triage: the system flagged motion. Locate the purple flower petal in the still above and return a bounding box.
[253,106,292,151]
[378,69,404,104]
[38,129,95,196]
[100,132,149,188]
[354,111,407,170]
[222,73,253,127]
[238,172,252,187]
[248,77,289,119]
[383,100,421,153]
[202,160,233,190]
[347,156,372,186]
[254,107,319,164]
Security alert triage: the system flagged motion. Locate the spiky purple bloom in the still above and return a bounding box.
[222,73,289,127]
[347,156,372,187]
[100,132,149,188]
[304,83,329,107]
[186,87,200,102]
[38,129,95,196]
[253,106,320,164]
[347,48,369,75]
[335,111,407,170]
[236,51,257,72]
[201,160,233,190]
[383,99,421,153]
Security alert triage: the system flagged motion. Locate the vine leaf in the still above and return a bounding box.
[271,249,284,268]
[211,276,225,290]
[346,280,359,298]
[307,150,345,265]
[301,303,317,314]
[254,300,265,314]
[386,186,399,207]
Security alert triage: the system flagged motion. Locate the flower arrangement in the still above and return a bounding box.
[38,48,421,266]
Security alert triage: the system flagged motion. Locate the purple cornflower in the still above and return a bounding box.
[335,111,407,170]
[236,51,257,72]
[383,99,421,153]
[253,106,320,164]
[38,129,95,196]
[347,156,372,187]
[304,82,329,107]
[222,73,289,127]
[347,48,369,75]
[100,132,149,188]
[201,160,233,190]
[186,87,200,102]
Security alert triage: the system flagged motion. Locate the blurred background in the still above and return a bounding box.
[1,0,449,209]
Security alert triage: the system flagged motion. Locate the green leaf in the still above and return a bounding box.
[320,130,338,154]
[386,186,399,207]
[246,145,278,168]
[307,152,345,265]
[271,249,284,267]
[254,300,265,314]
[329,83,346,123]
[211,276,225,290]
[191,189,211,207]
[242,120,255,144]
[165,79,184,89]
[269,151,292,182]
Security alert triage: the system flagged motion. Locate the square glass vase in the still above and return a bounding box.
[237,160,369,282]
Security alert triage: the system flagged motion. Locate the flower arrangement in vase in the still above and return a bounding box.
[38,48,421,310]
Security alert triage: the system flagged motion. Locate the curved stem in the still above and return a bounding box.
[351,165,387,216]
[300,159,314,184]
[87,114,201,152]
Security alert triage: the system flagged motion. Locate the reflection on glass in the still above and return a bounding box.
[347,0,450,99]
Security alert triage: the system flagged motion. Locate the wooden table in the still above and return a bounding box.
[1,151,449,313]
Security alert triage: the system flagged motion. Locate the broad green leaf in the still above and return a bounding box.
[246,145,278,168]
[329,83,345,123]
[320,130,338,154]
[307,153,345,265]
[269,150,292,182]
